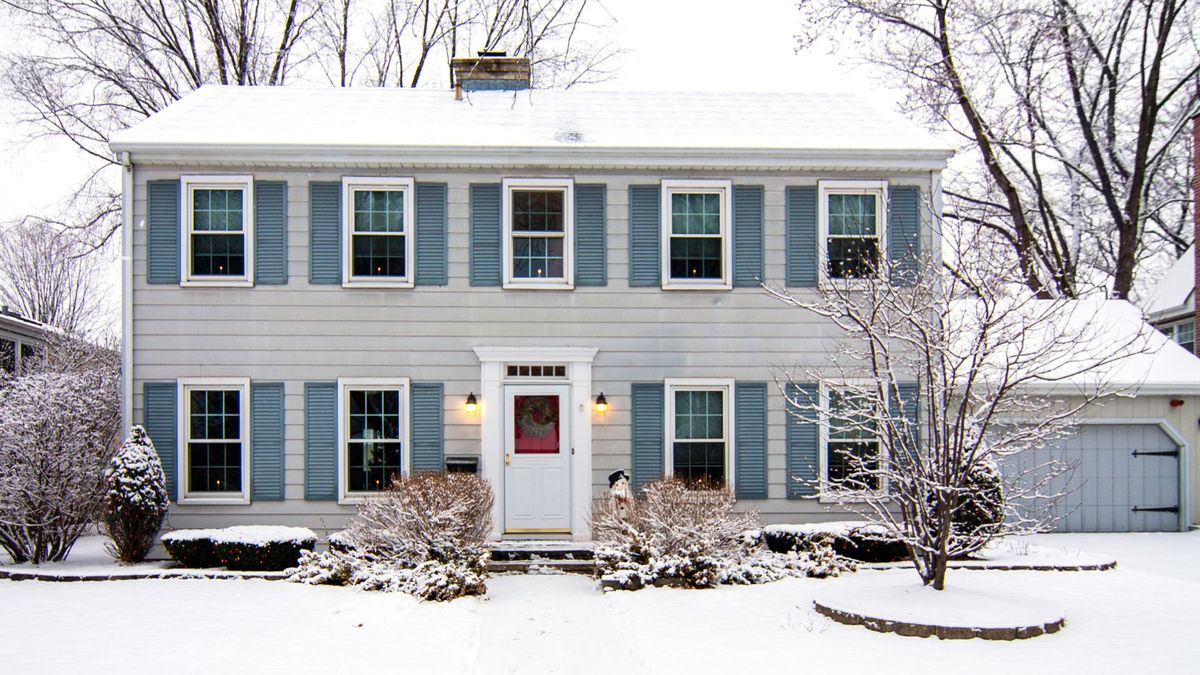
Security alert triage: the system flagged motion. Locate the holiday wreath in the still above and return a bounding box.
[516,396,559,437]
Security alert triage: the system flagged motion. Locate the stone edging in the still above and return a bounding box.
[813,601,1065,640]
[0,568,286,582]
[861,560,1116,573]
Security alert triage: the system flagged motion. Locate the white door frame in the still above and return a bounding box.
[474,347,598,541]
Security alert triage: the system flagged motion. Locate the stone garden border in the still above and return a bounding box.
[0,567,285,582]
[813,600,1066,640]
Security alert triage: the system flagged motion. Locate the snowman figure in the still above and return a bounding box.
[608,470,632,519]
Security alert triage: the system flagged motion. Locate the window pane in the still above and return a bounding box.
[669,237,722,279]
[353,189,406,233]
[827,441,880,491]
[673,441,725,487]
[346,389,402,493]
[828,390,875,440]
[192,188,244,232]
[1173,322,1194,353]
[514,395,561,454]
[352,233,406,277]
[671,193,720,235]
[512,236,564,279]
[674,390,723,440]
[187,387,242,493]
[348,390,400,441]
[512,190,564,233]
[347,441,402,492]
[827,194,877,236]
[827,237,878,279]
[191,233,245,276]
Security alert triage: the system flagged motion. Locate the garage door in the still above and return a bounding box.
[1007,424,1181,532]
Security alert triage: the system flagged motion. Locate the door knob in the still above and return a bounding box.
[505,453,510,465]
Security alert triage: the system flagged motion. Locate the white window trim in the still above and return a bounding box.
[502,178,575,290]
[176,377,251,505]
[660,179,733,290]
[180,175,255,287]
[817,382,888,502]
[341,176,416,288]
[817,179,889,287]
[337,377,412,505]
[663,378,735,490]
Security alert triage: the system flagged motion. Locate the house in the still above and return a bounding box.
[0,306,46,375]
[109,53,1196,539]
[1143,245,1196,354]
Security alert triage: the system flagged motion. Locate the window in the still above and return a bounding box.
[342,177,415,287]
[179,378,250,503]
[18,344,37,373]
[182,175,254,285]
[338,378,409,501]
[506,364,567,378]
[661,180,732,289]
[1162,320,1195,354]
[503,178,574,289]
[820,180,887,281]
[665,379,733,487]
[823,387,883,493]
[0,338,14,374]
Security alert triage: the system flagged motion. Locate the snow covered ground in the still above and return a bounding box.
[2,532,1198,674]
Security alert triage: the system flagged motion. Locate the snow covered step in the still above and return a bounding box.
[488,541,594,562]
[486,559,597,575]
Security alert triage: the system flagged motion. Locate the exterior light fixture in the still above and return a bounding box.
[465,392,479,414]
[594,393,608,414]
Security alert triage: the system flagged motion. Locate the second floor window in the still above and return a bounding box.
[661,180,731,289]
[342,177,415,286]
[1162,320,1195,354]
[503,178,574,289]
[183,175,253,285]
[820,180,886,281]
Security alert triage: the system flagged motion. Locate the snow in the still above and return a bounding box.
[3,532,1200,673]
[109,86,953,157]
[761,520,885,537]
[161,525,316,545]
[0,535,172,575]
[1142,245,1194,319]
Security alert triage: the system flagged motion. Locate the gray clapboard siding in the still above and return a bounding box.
[630,382,665,489]
[415,183,449,286]
[142,382,178,501]
[146,180,181,284]
[785,186,817,287]
[733,186,764,287]
[470,183,502,286]
[888,185,921,285]
[410,382,445,472]
[254,181,288,284]
[628,185,661,287]
[574,184,607,286]
[304,382,338,500]
[734,381,768,499]
[309,182,342,284]
[251,382,286,500]
[785,382,819,498]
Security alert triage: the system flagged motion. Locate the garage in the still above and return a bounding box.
[1009,424,1183,533]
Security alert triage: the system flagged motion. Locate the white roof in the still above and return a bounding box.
[109,86,954,169]
[1142,245,1194,321]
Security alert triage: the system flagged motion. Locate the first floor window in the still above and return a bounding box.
[183,176,254,283]
[184,384,247,497]
[503,179,573,288]
[340,380,408,498]
[343,177,414,285]
[825,388,882,492]
[661,180,731,288]
[1,338,15,374]
[667,381,732,487]
[821,181,886,280]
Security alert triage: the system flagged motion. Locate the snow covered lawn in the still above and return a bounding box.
[2,533,1198,674]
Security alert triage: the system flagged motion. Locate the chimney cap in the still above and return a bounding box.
[477,50,508,58]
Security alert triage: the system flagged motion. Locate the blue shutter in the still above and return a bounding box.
[304,382,337,500]
[733,186,764,287]
[574,184,607,286]
[410,382,444,472]
[251,382,285,501]
[891,382,920,457]
[785,383,819,498]
[146,180,180,284]
[415,183,448,286]
[785,186,818,287]
[734,382,768,499]
[469,183,502,286]
[889,185,921,286]
[142,382,178,502]
[254,181,288,285]
[628,185,661,287]
[630,382,665,489]
[308,182,342,284]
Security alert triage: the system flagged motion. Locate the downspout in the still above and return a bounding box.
[120,151,134,433]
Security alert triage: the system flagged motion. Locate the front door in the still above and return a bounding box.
[504,385,571,533]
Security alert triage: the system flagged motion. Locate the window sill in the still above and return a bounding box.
[338,493,386,506]
[503,281,575,291]
[181,278,254,288]
[661,281,732,291]
[177,495,251,506]
[342,279,415,289]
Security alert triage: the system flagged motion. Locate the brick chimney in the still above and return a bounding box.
[451,51,531,99]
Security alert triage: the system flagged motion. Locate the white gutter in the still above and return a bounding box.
[120,151,133,433]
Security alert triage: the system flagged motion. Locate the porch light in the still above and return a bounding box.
[465,392,479,414]
[594,393,608,414]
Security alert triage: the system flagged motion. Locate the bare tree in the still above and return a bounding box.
[798,0,1200,299]
[765,229,1149,590]
[0,219,106,338]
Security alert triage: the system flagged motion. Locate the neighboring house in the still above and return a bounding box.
[1142,245,1196,354]
[109,54,1196,538]
[0,306,46,375]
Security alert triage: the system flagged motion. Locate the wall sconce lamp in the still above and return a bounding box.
[1169,399,1184,408]
[594,393,608,414]
[465,392,479,414]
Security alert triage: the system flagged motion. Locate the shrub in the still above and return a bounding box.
[162,526,317,570]
[761,522,910,563]
[102,426,169,563]
[947,461,1005,558]
[161,530,221,568]
[288,472,494,601]
[592,479,852,590]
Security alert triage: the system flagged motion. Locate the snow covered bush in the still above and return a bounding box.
[0,336,119,563]
[761,522,909,563]
[161,526,317,570]
[102,426,169,563]
[160,530,220,568]
[946,461,1005,558]
[287,472,493,601]
[591,479,851,590]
